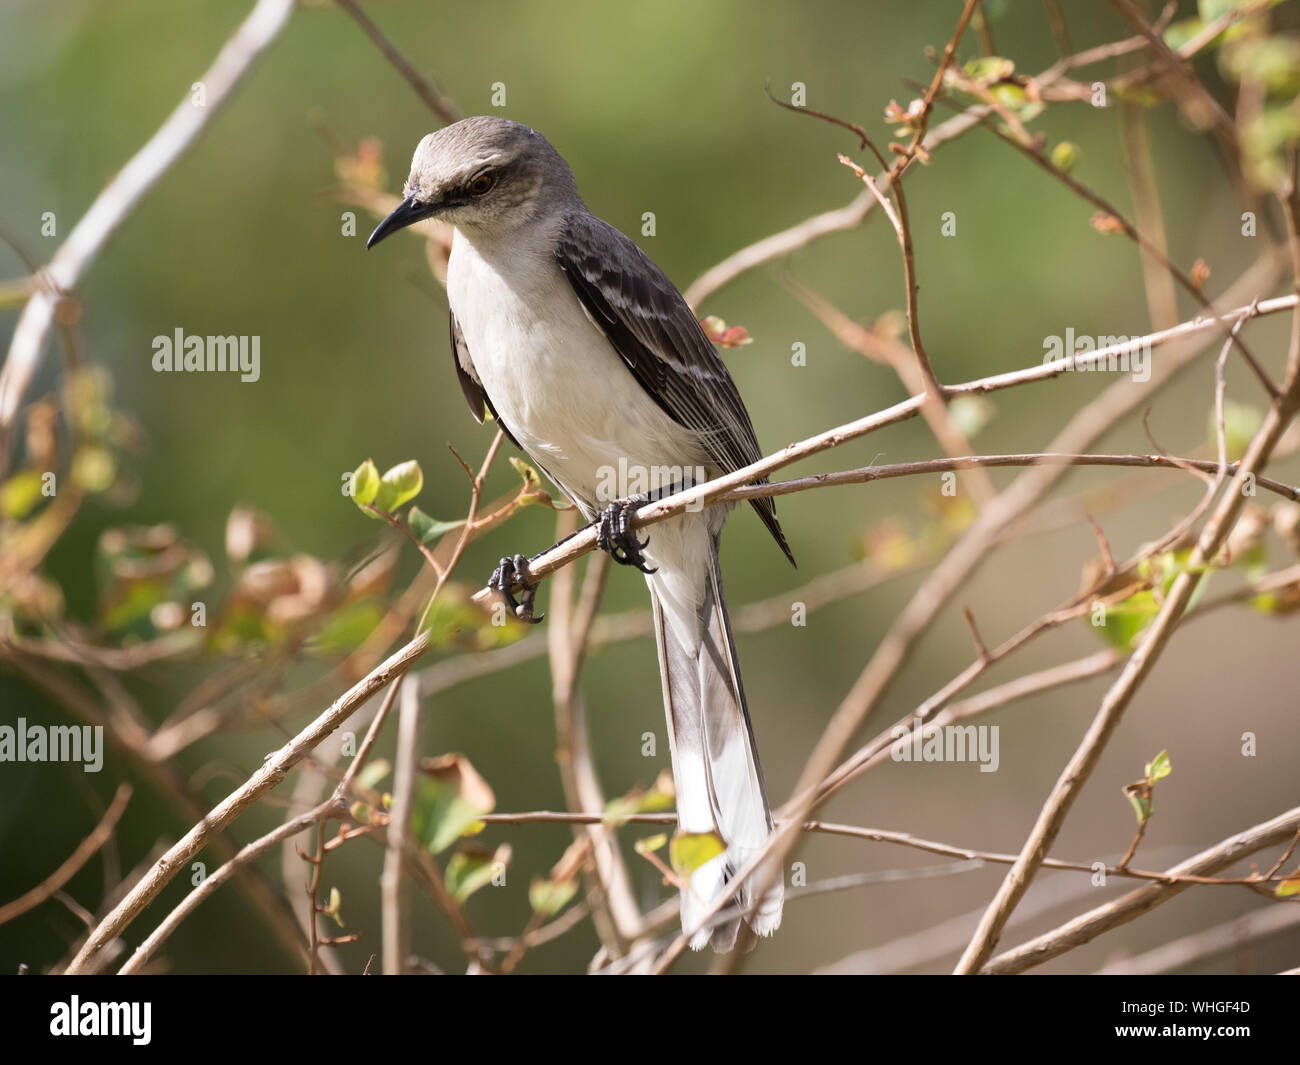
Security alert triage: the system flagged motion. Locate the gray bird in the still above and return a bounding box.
[368,116,792,951]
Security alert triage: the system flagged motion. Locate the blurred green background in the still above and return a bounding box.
[2,0,1299,974]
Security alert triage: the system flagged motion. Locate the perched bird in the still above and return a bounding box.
[368,116,793,951]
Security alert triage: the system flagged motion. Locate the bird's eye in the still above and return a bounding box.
[468,172,496,196]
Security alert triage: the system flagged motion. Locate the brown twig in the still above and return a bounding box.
[0,783,132,927]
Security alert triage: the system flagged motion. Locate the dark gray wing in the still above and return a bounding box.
[554,210,794,565]
[449,310,521,450]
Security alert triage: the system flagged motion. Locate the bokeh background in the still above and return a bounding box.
[2,0,1298,974]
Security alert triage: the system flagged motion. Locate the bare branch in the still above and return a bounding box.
[0,0,295,443]
[985,805,1300,973]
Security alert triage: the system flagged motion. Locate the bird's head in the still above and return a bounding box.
[366,116,576,248]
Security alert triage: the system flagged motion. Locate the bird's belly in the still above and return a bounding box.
[449,258,707,515]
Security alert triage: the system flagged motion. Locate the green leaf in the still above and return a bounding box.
[350,459,380,506]
[1275,876,1300,898]
[327,886,344,928]
[604,772,676,826]
[1200,0,1270,21]
[963,56,1014,82]
[634,833,669,857]
[446,844,507,903]
[1222,35,1300,95]
[1091,589,1162,650]
[1049,141,1080,173]
[947,395,996,439]
[1126,788,1151,824]
[529,876,578,917]
[373,460,424,513]
[411,754,495,855]
[407,506,464,544]
[308,599,384,656]
[1147,749,1172,783]
[0,469,46,519]
[669,831,726,876]
[355,758,391,793]
[1214,400,1264,461]
[70,446,117,493]
[989,82,1029,111]
[1164,17,1207,52]
[509,456,541,495]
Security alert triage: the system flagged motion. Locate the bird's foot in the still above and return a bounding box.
[595,498,656,574]
[489,553,543,624]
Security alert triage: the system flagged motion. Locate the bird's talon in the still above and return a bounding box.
[596,499,655,573]
[489,554,543,624]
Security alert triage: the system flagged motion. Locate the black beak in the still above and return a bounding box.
[366,195,437,249]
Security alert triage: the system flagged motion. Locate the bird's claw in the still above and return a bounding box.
[596,499,656,574]
[489,553,543,624]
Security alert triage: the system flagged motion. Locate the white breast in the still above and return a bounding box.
[446,227,708,516]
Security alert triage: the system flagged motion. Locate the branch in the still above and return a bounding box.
[381,679,420,974]
[1095,898,1300,974]
[334,0,460,125]
[650,252,1285,972]
[683,103,989,307]
[955,322,1300,975]
[0,783,132,927]
[472,290,1299,614]
[984,805,1300,973]
[0,0,295,441]
[63,627,433,973]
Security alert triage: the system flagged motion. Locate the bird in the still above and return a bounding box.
[367,116,793,951]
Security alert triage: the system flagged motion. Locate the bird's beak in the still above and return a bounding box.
[366,195,437,249]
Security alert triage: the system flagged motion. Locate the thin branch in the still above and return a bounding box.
[1096,902,1300,975]
[0,0,295,443]
[473,289,1299,613]
[955,342,1300,975]
[381,679,420,974]
[984,805,1300,973]
[63,626,433,974]
[0,784,132,927]
[649,253,1285,972]
[334,0,460,125]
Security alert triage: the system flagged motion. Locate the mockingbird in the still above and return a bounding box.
[367,116,792,951]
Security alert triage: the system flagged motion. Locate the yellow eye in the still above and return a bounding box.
[469,173,496,196]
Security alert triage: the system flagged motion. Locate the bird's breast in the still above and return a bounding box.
[446,233,708,513]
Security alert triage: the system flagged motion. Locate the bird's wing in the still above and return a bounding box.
[449,309,521,450]
[554,210,794,565]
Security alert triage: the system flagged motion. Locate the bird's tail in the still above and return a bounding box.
[648,530,783,952]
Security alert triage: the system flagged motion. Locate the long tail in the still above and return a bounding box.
[648,529,783,952]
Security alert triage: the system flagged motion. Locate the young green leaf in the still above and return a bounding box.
[1125,787,1151,824]
[408,506,465,544]
[669,831,726,876]
[604,770,676,827]
[1146,750,1172,783]
[446,843,509,903]
[355,758,391,793]
[634,833,669,857]
[529,876,578,917]
[411,753,495,855]
[350,459,380,506]
[373,460,424,513]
